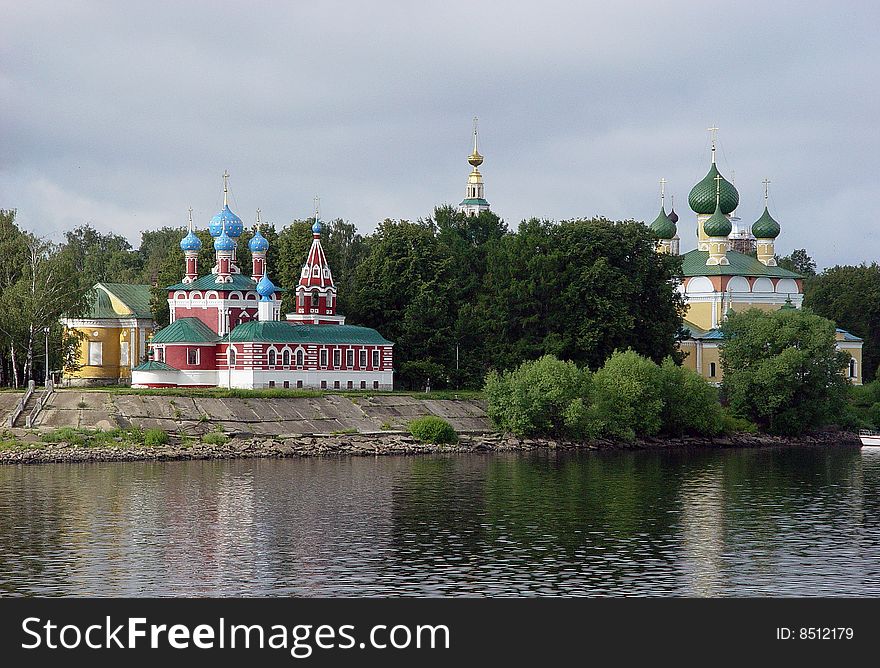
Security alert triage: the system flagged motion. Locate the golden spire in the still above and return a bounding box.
[468,116,483,168]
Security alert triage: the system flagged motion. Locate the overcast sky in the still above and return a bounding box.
[1,1,877,269]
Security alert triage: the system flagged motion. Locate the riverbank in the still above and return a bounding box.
[0,429,860,464]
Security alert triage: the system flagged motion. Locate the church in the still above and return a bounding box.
[649,130,863,384]
[131,177,393,390]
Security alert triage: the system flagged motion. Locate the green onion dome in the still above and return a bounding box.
[689,164,739,215]
[751,206,780,239]
[703,201,732,237]
[649,207,677,239]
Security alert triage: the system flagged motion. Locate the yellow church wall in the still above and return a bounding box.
[68,326,124,381]
[685,302,714,331]
[701,346,722,381]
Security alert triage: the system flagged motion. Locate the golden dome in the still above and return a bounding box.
[468,150,483,167]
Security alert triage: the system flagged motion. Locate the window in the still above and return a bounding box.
[228,347,236,366]
[850,358,857,378]
[320,349,328,367]
[359,350,367,368]
[268,349,276,366]
[373,381,379,390]
[295,350,303,367]
[709,362,716,378]
[360,381,366,389]
[347,381,353,389]
[283,380,290,389]
[269,380,276,388]
[296,380,303,388]
[311,290,319,307]
[283,349,291,366]
[299,293,304,307]
[334,381,340,389]
[321,380,327,389]
[333,349,341,367]
[187,348,199,365]
[372,350,380,368]
[155,347,164,363]
[346,349,354,368]
[88,341,103,366]
[327,293,333,308]
[120,341,130,366]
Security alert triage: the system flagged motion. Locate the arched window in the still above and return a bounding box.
[228,347,236,366]
[268,349,276,366]
[313,266,320,277]
[709,362,717,378]
[311,290,319,307]
[282,349,291,366]
[296,349,304,367]
[850,358,857,378]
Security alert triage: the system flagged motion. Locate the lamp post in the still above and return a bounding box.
[44,326,50,386]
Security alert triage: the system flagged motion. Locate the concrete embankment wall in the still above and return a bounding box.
[28,391,493,435]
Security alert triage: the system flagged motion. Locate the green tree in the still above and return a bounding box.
[805,263,880,380]
[590,349,665,440]
[58,224,143,285]
[658,357,724,436]
[776,248,817,276]
[720,308,850,435]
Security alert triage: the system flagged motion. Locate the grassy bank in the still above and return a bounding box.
[58,386,485,401]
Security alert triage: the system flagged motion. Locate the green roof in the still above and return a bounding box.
[649,206,676,239]
[752,206,781,239]
[680,249,801,278]
[151,318,220,344]
[682,320,724,340]
[132,360,178,372]
[229,321,393,345]
[703,201,732,237]
[459,198,490,206]
[165,273,285,293]
[82,283,152,319]
[689,163,739,215]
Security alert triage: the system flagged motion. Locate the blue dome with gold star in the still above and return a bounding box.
[180,230,202,252]
[213,228,235,252]
[248,229,269,252]
[256,274,276,300]
[209,205,244,238]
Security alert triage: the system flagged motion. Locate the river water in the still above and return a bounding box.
[1,445,879,597]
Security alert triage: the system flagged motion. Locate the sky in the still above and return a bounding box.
[1,0,878,270]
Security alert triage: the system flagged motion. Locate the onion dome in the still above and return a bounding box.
[751,206,780,239]
[668,207,679,224]
[180,230,202,252]
[213,228,235,252]
[689,164,739,215]
[650,207,677,240]
[312,220,322,234]
[248,229,269,252]
[209,205,244,238]
[703,201,732,237]
[256,274,276,301]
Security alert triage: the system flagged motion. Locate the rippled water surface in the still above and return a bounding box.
[2,445,880,596]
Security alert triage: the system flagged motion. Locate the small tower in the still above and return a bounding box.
[209,171,244,273]
[458,117,491,217]
[287,198,346,325]
[689,126,739,250]
[180,208,202,283]
[668,195,681,255]
[753,179,781,266]
[214,221,235,284]
[256,274,279,322]
[650,178,678,255]
[705,175,732,266]
[249,209,269,282]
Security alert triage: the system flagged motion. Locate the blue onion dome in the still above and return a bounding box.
[668,207,679,224]
[256,274,276,300]
[650,207,676,240]
[689,164,739,215]
[180,229,202,251]
[752,206,781,239]
[703,200,732,237]
[209,205,244,238]
[312,220,322,234]
[213,228,235,252]
[248,229,269,252]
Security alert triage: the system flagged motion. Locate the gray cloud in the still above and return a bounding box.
[1,0,877,270]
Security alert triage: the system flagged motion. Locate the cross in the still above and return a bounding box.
[714,173,722,203]
[708,125,719,163]
[254,208,261,232]
[314,195,320,222]
[762,178,771,201]
[222,170,230,205]
[187,207,193,232]
[659,177,667,204]
[472,116,479,152]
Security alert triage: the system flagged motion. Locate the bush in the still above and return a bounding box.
[143,429,168,447]
[589,350,665,440]
[721,409,759,434]
[484,355,592,438]
[202,432,229,446]
[409,416,458,444]
[658,358,724,436]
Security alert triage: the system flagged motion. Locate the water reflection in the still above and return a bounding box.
[0,445,878,597]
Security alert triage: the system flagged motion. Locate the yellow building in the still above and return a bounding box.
[62,283,155,386]
[650,131,863,385]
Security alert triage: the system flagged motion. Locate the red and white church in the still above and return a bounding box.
[131,186,394,390]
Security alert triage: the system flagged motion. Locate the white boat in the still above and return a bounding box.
[859,430,880,447]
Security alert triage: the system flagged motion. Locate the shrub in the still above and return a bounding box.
[202,432,229,446]
[144,429,168,447]
[721,409,759,434]
[590,350,665,440]
[658,358,724,436]
[409,416,458,444]
[484,355,592,438]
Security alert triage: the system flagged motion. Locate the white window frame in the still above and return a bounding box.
[187,348,199,366]
[88,341,103,366]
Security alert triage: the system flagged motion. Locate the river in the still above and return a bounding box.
[1,445,878,596]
